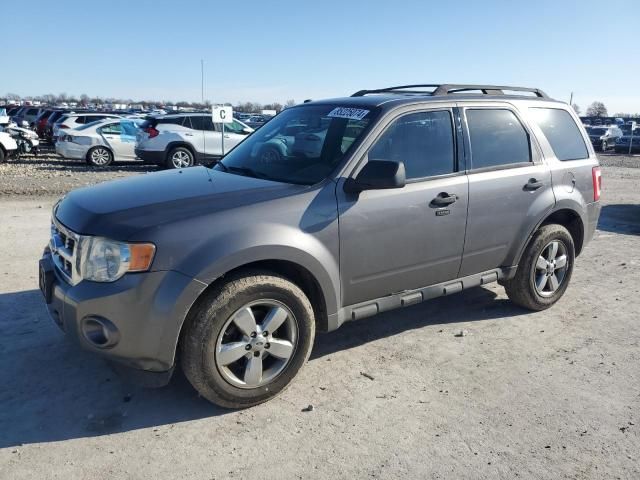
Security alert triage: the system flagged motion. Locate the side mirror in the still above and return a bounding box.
[242,127,253,134]
[344,160,406,194]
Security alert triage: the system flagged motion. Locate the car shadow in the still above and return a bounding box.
[598,204,640,236]
[0,285,526,448]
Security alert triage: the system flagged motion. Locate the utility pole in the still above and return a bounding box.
[201,59,205,105]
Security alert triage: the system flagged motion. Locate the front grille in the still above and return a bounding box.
[50,216,81,285]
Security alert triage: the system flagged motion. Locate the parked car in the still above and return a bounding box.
[135,113,253,168]
[56,118,143,166]
[40,83,601,408]
[53,113,122,141]
[13,106,45,127]
[244,115,269,129]
[588,125,622,151]
[614,128,640,153]
[34,109,57,138]
[0,119,19,162]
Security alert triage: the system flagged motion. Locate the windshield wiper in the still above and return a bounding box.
[226,165,270,180]
[215,160,229,172]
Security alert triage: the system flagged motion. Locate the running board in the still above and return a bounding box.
[334,267,516,329]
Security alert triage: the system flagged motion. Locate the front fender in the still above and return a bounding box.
[177,224,340,317]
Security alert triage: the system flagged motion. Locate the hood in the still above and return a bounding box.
[55,166,306,239]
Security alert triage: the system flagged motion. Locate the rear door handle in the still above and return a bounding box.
[430,192,457,206]
[524,178,544,191]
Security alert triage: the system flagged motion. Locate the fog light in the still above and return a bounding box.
[81,316,120,348]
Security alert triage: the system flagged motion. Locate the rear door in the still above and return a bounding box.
[99,121,135,159]
[458,104,554,276]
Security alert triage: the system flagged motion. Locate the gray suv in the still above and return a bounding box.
[39,84,602,408]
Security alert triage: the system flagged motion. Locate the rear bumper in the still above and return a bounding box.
[584,201,601,247]
[40,252,207,385]
[55,142,88,160]
[135,148,165,164]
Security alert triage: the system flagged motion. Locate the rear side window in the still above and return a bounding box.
[157,117,185,127]
[190,116,215,131]
[530,108,588,161]
[369,110,455,179]
[74,116,86,124]
[466,109,531,169]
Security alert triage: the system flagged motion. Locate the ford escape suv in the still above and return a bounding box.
[40,84,602,408]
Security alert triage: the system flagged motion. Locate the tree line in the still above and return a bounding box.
[2,93,298,112]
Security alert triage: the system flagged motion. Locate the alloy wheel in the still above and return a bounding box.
[215,300,298,389]
[171,151,192,168]
[91,148,110,166]
[533,240,569,297]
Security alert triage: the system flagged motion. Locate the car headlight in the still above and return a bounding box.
[80,237,155,282]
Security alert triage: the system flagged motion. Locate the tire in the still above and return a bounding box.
[0,148,5,163]
[503,224,575,311]
[181,270,315,408]
[166,146,194,169]
[601,140,608,152]
[87,146,113,167]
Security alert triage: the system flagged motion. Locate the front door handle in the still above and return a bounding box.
[430,192,457,206]
[524,178,544,191]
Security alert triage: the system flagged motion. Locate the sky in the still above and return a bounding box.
[3,0,640,113]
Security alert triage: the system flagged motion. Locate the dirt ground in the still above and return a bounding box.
[0,161,639,479]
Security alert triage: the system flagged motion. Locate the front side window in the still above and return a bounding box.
[529,108,588,161]
[368,110,455,179]
[466,109,531,169]
[217,119,248,134]
[215,104,378,185]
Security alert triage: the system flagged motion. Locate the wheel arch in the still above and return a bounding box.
[514,207,585,269]
[86,144,114,162]
[175,258,330,367]
[165,141,197,163]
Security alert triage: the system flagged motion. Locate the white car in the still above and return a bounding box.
[135,113,253,168]
[53,113,122,141]
[0,131,18,162]
[56,118,143,167]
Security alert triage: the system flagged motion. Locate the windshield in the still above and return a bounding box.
[590,128,606,135]
[215,105,377,185]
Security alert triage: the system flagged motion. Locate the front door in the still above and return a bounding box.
[338,108,469,306]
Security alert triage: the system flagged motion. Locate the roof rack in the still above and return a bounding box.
[351,84,549,99]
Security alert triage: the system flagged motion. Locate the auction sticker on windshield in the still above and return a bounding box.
[327,107,370,121]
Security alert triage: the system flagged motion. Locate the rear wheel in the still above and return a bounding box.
[181,270,315,408]
[87,146,113,167]
[601,140,608,151]
[0,148,5,163]
[503,224,575,311]
[166,147,194,169]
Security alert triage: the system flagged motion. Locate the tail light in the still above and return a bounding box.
[60,124,69,129]
[592,166,602,201]
[145,126,159,139]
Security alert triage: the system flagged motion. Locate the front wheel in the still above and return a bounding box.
[503,224,575,311]
[601,140,608,151]
[181,270,315,408]
[87,146,113,167]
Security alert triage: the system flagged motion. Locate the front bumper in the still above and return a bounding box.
[40,252,206,385]
[56,141,89,160]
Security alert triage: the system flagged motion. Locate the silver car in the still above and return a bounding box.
[56,118,143,166]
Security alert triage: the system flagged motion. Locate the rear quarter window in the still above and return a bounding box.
[529,108,588,161]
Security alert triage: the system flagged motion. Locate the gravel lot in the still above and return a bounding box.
[0,154,639,479]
